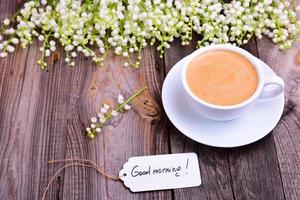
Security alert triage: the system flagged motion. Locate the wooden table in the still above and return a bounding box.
[1,1,300,200]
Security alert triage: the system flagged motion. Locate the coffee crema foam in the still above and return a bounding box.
[186,50,258,106]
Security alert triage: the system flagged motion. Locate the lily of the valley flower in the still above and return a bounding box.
[86,86,147,139]
[0,0,299,68]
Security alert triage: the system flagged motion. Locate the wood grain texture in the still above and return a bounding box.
[254,2,300,198]
[0,1,171,200]
[227,39,285,200]
[59,46,171,200]
[164,38,235,200]
[256,38,300,200]
[164,38,286,200]
[0,0,300,200]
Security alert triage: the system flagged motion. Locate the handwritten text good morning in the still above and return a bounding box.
[119,153,201,192]
[131,164,183,177]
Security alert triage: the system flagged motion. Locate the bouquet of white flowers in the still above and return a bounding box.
[0,0,299,69]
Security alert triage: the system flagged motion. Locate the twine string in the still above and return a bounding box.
[41,159,123,200]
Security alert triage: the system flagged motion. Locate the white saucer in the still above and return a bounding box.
[162,56,284,148]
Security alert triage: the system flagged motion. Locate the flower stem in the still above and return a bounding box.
[116,86,147,112]
[102,86,147,122]
[87,86,147,138]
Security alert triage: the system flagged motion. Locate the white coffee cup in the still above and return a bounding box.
[181,44,284,121]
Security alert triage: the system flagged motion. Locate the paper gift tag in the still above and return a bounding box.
[119,153,201,192]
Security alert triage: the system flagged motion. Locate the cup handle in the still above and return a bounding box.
[259,76,284,99]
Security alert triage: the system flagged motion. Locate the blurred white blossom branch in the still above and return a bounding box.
[0,0,300,69]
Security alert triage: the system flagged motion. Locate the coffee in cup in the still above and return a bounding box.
[186,50,258,106]
[181,44,284,121]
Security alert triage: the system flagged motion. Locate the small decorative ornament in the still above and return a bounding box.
[86,86,147,139]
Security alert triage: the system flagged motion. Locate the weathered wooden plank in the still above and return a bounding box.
[228,136,285,200]
[164,38,235,200]
[1,1,299,200]
[227,39,285,200]
[0,1,46,200]
[0,1,171,200]
[256,37,300,199]
[59,46,171,200]
[0,41,30,200]
[164,37,286,199]
[0,40,74,200]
